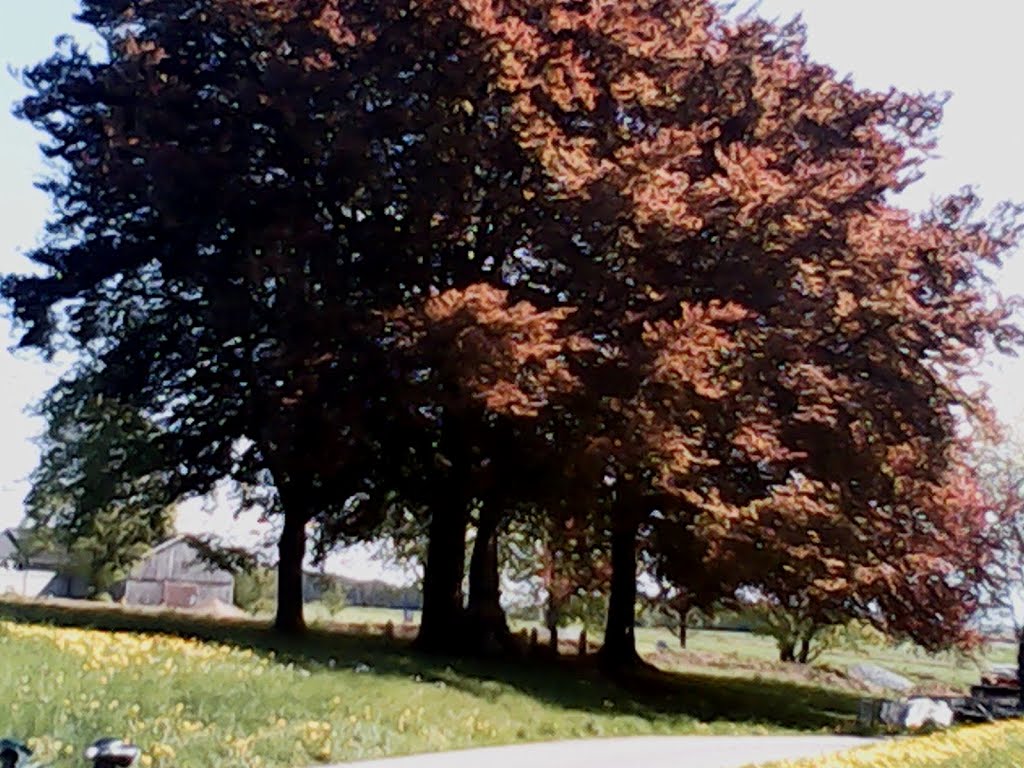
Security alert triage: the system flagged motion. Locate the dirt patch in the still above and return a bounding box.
[191,597,248,619]
[903,678,964,698]
[318,619,419,641]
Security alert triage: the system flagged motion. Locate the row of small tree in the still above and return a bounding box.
[8,0,1023,669]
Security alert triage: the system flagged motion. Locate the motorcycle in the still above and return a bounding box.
[0,738,139,768]
[0,740,35,768]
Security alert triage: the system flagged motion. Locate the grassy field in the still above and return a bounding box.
[304,604,420,627]
[0,599,864,768]
[632,627,1011,692]
[1,598,1014,767]
[306,605,1009,692]
[763,719,1024,768]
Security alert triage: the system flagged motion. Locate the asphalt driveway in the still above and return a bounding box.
[325,735,879,768]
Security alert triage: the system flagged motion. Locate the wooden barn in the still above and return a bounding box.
[120,536,234,609]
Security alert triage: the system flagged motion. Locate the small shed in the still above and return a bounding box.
[0,528,87,598]
[122,536,234,609]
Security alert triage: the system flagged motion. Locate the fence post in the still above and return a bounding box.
[384,620,395,642]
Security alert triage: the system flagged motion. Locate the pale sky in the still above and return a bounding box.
[0,2,1022,584]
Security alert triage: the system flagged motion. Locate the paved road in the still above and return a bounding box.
[326,736,880,768]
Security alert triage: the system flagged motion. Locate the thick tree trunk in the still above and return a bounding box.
[779,642,796,663]
[274,512,307,634]
[467,512,501,617]
[600,521,640,670]
[416,503,469,653]
[465,509,513,655]
[265,456,313,636]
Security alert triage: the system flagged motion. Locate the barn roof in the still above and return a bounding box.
[0,530,18,565]
[0,528,69,570]
[128,535,234,585]
[142,535,191,559]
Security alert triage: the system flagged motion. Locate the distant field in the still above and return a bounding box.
[305,604,1004,691]
[305,604,419,626]
[634,627,1009,692]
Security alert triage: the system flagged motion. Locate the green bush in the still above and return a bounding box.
[319,580,348,617]
[233,568,276,615]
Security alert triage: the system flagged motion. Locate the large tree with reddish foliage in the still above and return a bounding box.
[719,464,999,662]
[444,0,1022,666]
[383,284,592,651]
[6,0,1020,664]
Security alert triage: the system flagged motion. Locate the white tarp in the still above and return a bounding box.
[879,698,955,730]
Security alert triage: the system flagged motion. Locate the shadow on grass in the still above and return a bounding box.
[0,597,863,735]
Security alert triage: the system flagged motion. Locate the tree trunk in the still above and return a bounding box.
[600,521,640,670]
[779,642,796,663]
[465,509,512,655]
[544,594,561,655]
[1017,627,1024,711]
[676,599,691,649]
[416,503,469,653]
[797,635,812,664]
[274,512,307,634]
[265,457,313,636]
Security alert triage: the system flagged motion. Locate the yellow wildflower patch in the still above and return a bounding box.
[767,719,1024,768]
[0,613,871,768]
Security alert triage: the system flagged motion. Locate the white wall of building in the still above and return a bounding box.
[0,567,56,596]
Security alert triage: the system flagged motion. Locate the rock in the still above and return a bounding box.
[848,663,914,692]
[655,641,670,652]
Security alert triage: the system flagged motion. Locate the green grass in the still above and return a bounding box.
[304,604,419,627]
[295,604,1006,699]
[504,619,1005,692]
[0,599,863,768]
[312,607,1007,691]
[284,604,1012,705]
[633,627,1007,691]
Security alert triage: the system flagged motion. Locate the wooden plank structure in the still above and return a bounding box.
[121,536,233,608]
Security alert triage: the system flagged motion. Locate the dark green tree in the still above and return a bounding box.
[24,374,175,595]
[5,0,579,640]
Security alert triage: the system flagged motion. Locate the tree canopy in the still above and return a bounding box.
[6,0,1021,664]
[24,373,175,594]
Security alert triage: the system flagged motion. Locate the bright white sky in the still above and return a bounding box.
[0,2,1022,584]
